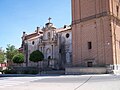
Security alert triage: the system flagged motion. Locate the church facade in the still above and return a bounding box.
[20,20,72,70]
[69,0,120,74]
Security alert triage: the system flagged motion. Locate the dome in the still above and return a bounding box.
[45,22,56,29]
[45,17,56,29]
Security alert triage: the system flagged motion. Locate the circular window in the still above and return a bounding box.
[32,41,35,45]
[66,33,70,38]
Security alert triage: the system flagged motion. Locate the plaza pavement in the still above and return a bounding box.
[0,74,120,90]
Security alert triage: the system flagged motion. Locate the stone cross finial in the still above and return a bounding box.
[48,17,52,23]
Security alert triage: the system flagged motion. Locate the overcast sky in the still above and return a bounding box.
[0,0,71,50]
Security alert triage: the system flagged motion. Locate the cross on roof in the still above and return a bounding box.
[48,17,52,23]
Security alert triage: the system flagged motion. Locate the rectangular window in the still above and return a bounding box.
[87,62,93,67]
[116,5,119,16]
[119,41,120,48]
[59,49,61,53]
[88,42,92,49]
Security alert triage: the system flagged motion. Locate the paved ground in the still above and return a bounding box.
[0,74,120,90]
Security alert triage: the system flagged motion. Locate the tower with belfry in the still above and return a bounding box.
[67,0,120,74]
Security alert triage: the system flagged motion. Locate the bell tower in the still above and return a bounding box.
[70,0,120,74]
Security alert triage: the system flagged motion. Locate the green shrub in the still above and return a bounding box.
[29,50,44,62]
[12,53,24,64]
[3,69,17,74]
[23,70,39,74]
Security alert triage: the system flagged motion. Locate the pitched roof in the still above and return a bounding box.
[24,31,43,40]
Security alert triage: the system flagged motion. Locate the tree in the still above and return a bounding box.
[29,50,44,63]
[12,53,24,64]
[0,48,5,63]
[29,50,44,73]
[6,44,19,66]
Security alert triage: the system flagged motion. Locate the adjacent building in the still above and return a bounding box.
[68,0,120,74]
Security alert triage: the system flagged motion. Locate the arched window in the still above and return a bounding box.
[32,41,35,45]
[48,56,51,60]
[47,32,51,39]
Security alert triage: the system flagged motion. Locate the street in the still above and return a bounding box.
[0,74,120,90]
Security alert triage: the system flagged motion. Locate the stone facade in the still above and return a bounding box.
[71,0,120,74]
[21,21,72,70]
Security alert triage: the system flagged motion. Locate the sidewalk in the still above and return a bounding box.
[0,74,120,90]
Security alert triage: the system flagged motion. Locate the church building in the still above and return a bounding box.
[20,19,72,70]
